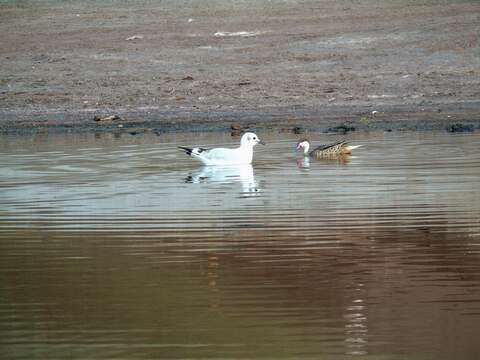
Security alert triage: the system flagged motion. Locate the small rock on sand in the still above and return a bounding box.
[324,124,356,134]
[125,35,144,41]
[446,123,474,133]
[230,122,242,131]
[94,114,121,122]
[293,126,305,134]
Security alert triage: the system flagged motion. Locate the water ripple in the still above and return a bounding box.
[1,131,480,359]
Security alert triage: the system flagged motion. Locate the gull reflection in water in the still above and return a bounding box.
[185,164,260,194]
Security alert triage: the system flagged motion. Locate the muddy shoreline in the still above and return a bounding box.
[1,0,479,135]
[1,101,479,135]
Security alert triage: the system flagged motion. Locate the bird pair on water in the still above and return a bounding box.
[179,132,361,166]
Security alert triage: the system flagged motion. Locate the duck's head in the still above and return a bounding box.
[296,139,310,155]
[241,132,265,147]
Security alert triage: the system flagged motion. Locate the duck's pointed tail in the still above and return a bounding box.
[345,145,362,152]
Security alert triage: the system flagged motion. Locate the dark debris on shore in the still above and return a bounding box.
[0,103,479,137]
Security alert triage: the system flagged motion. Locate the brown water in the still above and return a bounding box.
[1,130,480,360]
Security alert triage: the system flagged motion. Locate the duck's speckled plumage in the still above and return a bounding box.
[297,139,362,157]
[313,141,354,157]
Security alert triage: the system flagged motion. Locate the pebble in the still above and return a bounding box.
[292,126,305,134]
[446,123,474,133]
[94,114,121,122]
[324,124,356,134]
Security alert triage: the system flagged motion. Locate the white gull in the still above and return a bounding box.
[179,132,265,166]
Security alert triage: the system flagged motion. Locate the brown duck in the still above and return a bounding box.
[296,139,362,157]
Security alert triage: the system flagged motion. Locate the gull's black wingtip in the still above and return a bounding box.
[178,146,193,155]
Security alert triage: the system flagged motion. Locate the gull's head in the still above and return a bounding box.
[241,132,265,147]
[296,139,310,155]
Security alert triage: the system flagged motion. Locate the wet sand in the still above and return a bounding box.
[1,0,479,134]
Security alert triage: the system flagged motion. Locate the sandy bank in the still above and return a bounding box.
[1,0,479,134]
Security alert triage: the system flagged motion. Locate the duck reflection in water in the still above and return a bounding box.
[185,164,260,194]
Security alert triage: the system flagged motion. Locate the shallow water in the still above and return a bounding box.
[1,130,480,360]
